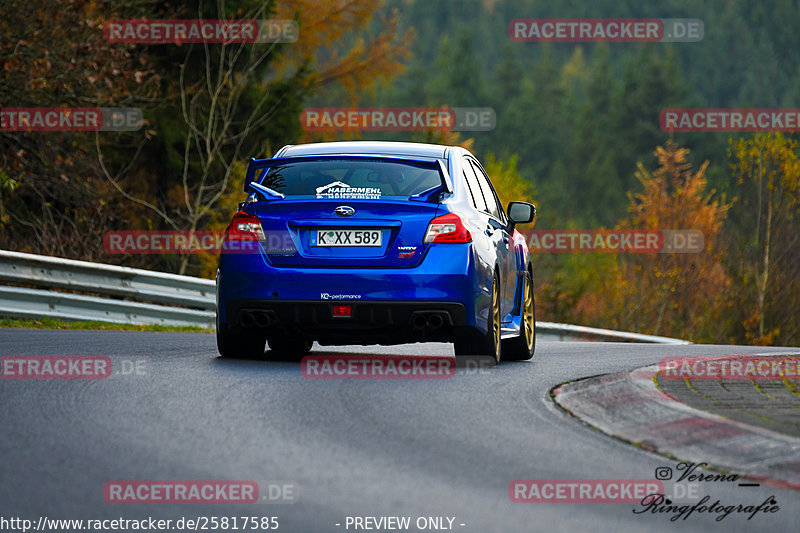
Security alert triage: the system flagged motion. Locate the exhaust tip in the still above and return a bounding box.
[239,311,256,328]
[254,312,272,328]
[411,313,428,330]
[427,313,444,330]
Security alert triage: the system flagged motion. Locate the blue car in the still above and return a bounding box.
[216,141,536,362]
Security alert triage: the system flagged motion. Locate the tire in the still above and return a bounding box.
[501,270,535,361]
[454,272,502,363]
[267,336,314,359]
[216,317,267,359]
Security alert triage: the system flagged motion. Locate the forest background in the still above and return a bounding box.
[1,0,799,345]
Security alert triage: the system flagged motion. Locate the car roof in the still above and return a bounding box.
[276,141,451,159]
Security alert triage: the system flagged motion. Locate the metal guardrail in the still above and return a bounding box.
[0,250,689,343]
[0,250,215,328]
[535,321,689,344]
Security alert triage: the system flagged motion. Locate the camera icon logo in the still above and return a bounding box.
[655,467,673,480]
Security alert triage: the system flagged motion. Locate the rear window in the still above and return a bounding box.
[257,159,443,199]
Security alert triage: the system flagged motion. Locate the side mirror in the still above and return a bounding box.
[507,201,536,224]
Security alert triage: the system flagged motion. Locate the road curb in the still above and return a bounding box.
[552,360,800,490]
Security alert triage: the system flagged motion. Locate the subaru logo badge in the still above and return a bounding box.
[334,205,355,217]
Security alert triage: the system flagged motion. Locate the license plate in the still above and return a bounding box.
[315,229,382,247]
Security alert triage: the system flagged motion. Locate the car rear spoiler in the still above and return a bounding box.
[243,154,454,201]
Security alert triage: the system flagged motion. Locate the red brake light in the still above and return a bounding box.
[224,212,265,241]
[333,305,352,317]
[424,213,472,243]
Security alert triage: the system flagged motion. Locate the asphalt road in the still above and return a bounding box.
[1,329,798,532]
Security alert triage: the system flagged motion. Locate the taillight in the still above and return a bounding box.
[424,212,472,243]
[224,212,266,241]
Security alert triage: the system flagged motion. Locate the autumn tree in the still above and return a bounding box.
[274,0,411,101]
[577,141,731,342]
[0,0,160,260]
[97,0,412,276]
[729,133,800,345]
[481,153,536,208]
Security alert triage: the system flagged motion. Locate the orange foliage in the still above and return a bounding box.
[274,0,412,99]
[576,141,732,342]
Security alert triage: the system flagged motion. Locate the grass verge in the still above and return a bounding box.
[0,317,213,333]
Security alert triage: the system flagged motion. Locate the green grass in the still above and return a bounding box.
[0,317,213,333]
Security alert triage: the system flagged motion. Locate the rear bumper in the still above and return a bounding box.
[217,244,490,342]
[226,300,468,345]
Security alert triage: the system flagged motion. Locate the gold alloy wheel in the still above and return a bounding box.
[492,279,501,359]
[522,274,534,351]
